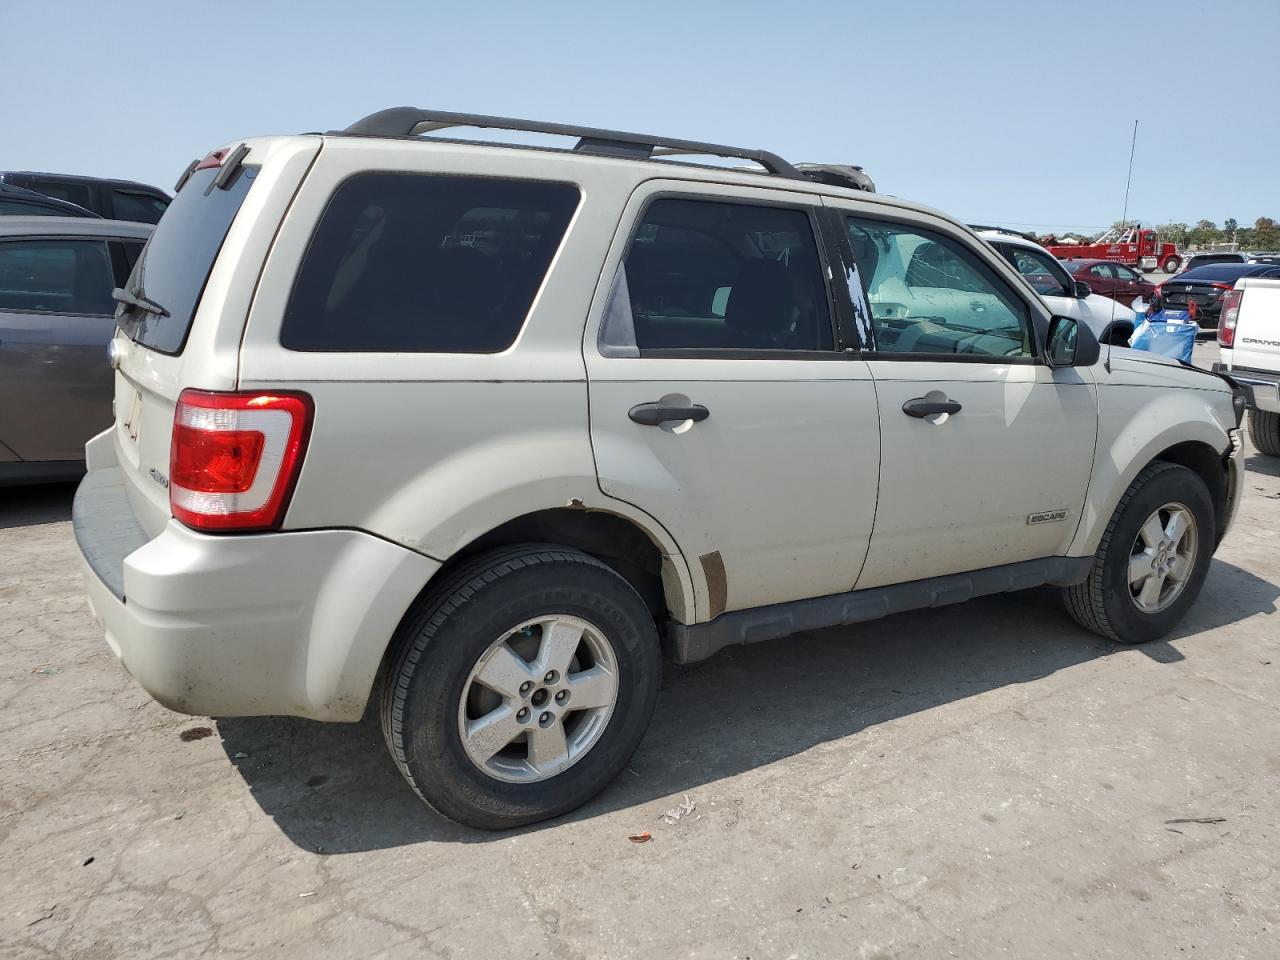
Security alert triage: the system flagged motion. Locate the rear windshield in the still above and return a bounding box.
[281,173,580,353]
[116,165,255,354]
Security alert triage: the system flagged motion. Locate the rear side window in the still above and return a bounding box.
[116,166,256,354]
[281,173,580,353]
[0,239,116,315]
[111,190,168,224]
[599,198,834,355]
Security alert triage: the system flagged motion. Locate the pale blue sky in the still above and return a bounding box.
[5,0,1276,232]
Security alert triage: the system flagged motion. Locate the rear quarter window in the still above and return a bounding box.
[111,190,169,224]
[280,173,580,353]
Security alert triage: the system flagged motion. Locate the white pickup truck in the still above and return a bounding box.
[1214,276,1280,455]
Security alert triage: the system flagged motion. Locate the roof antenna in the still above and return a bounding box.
[1107,119,1140,374]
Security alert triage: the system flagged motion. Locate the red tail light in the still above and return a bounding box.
[1218,289,1242,347]
[170,390,313,531]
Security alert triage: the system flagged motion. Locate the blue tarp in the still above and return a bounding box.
[1128,310,1197,364]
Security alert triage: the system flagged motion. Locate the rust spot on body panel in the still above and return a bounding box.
[699,551,727,619]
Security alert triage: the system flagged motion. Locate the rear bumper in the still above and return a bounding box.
[74,467,439,721]
[1213,362,1280,414]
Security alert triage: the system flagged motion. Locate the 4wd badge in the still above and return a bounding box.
[1028,509,1068,525]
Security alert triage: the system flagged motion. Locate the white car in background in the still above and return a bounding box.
[976,227,1137,344]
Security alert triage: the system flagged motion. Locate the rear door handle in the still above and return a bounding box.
[628,402,710,426]
[902,397,962,418]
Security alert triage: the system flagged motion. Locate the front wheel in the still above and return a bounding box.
[1064,462,1214,643]
[1162,256,1182,274]
[381,544,661,829]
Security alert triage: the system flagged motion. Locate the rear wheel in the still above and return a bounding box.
[1248,409,1280,457]
[1064,462,1214,643]
[1162,256,1182,274]
[381,544,661,829]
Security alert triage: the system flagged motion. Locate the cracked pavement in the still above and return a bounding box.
[3,348,1280,959]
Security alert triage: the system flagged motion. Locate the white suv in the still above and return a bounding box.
[75,108,1246,828]
[974,227,1138,344]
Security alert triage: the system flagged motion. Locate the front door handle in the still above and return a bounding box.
[628,402,710,426]
[902,397,962,418]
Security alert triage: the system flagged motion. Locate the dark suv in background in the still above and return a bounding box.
[0,172,169,223]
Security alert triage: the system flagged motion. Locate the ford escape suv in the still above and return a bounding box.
[75,108,1245,829]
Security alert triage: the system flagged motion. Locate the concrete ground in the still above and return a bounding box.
[4,344,1278,959]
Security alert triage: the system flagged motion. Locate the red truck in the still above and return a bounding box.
[1042,225,1183,274]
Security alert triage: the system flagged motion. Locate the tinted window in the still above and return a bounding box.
[1114,265,1140,281]
[111,190,168,224]
[1088,264,1115,279]
[846,217,1031,357]
[600,198,833,354]
[1187,254,1243,269]
[282,174,579,353]
[117,166,256,354]
[24,179,94,210]
[121,240,144,270]
[1002,245,1070,297]
[0,199,63,216]
[0,239,116,315]
[1180,263,1275,283]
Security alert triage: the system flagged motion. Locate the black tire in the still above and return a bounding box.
[1063,462,1215,644]
[1248,409,1280,457]
[381,544,661,829]
[1162,256,1182,274]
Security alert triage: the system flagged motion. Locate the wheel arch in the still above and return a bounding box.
[446,506,691,625]
[386,501,696,656]
[1151,439,1229,538]
[1071,419,1232,558]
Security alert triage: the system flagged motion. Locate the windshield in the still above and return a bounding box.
[116,165,256,354]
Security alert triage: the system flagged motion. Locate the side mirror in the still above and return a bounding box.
[1046,315,1101,368]
[1073,280,1092,299]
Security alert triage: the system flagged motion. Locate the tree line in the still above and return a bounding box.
[1048,217,1278,251]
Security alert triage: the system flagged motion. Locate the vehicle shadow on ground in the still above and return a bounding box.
[1245,453,1280,480]
[218,557,1276,853]
[0,482,76,530]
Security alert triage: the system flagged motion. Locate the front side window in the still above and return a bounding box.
[845,217,1032,358]
[282,173,580,353]
[599,197,833,355]
[1002,245,1071,297]
[0,239,115,315]
[1114,264,1139,282]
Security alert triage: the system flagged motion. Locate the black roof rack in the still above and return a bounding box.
[794,163,875,193]
[338,107,805,180]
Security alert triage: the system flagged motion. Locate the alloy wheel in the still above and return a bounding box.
[1128,502,1198,614]
[457,615,619,783]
